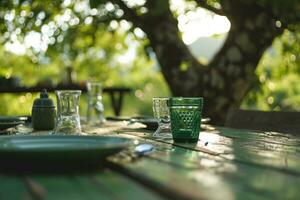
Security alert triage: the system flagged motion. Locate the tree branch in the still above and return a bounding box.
[110,0,144,28]
[94,13,122,25]
[194,0,225,16]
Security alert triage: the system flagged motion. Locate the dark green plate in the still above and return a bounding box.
[0,135,131,166]
[0,116,27,130]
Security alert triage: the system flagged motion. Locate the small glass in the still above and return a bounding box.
[54,90,81,134]
[169,97,203,142]
[152,97,172,138]
[86,81,105,124]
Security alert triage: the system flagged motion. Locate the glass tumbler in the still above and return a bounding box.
[152,97,172,138]
[54,90,81,134]
[86,81,105,124]
[169,97,203,142]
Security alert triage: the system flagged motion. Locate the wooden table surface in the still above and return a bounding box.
[0,122,299,200]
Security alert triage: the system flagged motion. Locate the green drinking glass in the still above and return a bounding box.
[169,97,203,143]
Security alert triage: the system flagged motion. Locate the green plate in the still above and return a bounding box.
[0,116,27,130]
[0,135,131,167]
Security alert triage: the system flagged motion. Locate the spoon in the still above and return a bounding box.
[134,144,154,156]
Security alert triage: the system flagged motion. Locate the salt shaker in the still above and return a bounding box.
[32,89,56,130]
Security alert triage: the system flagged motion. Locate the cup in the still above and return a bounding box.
[54,90,81,134]
[169,97,203,142]
[86,81,105,124]
[152,97,172,138]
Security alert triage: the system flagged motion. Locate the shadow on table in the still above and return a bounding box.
[0,160,108,174]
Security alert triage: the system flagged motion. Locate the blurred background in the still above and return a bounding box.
[0,0,299,121]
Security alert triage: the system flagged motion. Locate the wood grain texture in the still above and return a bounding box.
[0,175,32,200]
[20,170,164,200]
[1,123,300,200]
[101,125,300,199]
[225,109,300,135]
[114,127,300,175]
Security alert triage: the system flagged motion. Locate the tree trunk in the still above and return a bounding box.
[113,0,286,124]
[202,0,284,124]
[141,2,206,96]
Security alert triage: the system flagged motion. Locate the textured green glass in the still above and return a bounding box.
[169,97,203,142]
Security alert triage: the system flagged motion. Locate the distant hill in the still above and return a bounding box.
[188,34,226,62]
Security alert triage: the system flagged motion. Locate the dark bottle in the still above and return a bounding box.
[32,89,56,130]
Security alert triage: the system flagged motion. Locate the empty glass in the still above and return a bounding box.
[152,97,172,138]
[86,81,105,124]
[169,97,203,142]
[54,90,81,134]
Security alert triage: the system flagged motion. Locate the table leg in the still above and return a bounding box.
[109,91,124,116]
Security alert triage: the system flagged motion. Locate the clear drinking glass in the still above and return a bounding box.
[86,81,105,124]
[152,97,172,138]
[54,90,81,134]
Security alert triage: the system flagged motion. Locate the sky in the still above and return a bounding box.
[172,0,230,44]
[179,10,230,44]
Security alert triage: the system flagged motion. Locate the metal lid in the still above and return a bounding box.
[32,89,55,108]
[169,97,203,107]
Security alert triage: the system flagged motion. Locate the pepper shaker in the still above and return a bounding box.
[32,89,56,130]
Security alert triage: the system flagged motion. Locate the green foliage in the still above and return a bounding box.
[0,33,170,115]
[1,0,300,117]
[242,29,300,111]
[0,0,171,116]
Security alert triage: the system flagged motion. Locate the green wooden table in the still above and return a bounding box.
[1,122,300,200]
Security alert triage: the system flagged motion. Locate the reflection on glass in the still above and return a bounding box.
[54,90,81,134]
[86,81,105,124]
[152,97,172,138]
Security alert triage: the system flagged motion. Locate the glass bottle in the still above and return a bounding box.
[86,81,105,124]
